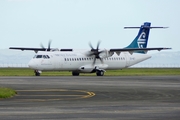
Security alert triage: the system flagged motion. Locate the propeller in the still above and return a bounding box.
[40,40,52,51]
[87,41,104,65]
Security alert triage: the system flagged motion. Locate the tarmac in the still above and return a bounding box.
[0,76,180,120]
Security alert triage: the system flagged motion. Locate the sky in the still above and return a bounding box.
[0,0,180,51]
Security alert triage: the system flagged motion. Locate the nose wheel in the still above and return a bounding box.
[34,70,41,76]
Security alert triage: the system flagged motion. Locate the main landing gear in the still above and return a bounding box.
[72,71,80,76]
[96,70,104,76]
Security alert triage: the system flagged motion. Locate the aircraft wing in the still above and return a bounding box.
[109,47,171,55]
[9,47,46,51]
[9,47,47,53]
[9,47,73,53]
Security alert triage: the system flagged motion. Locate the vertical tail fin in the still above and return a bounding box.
[125,22,151,54]
[124,22,168,54]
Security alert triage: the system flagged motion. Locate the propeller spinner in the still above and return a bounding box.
[87,41,104,65]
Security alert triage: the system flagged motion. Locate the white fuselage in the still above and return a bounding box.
[28,50,151,73]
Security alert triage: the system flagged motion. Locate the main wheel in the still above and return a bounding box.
[72,71,80,76]
[96,71,104,76]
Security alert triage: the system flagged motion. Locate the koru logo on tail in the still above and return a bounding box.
[137,32,146,48]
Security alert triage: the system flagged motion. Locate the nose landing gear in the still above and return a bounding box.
[34,70,41,76]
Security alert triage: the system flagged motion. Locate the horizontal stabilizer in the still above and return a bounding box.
[124,27,168,29]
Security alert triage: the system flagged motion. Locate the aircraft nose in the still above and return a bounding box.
[28,60,37,69]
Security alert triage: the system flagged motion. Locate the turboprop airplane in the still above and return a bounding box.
[9,22,171,76]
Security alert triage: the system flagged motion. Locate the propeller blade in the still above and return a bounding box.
[89,42,94,50]
[92,57,96,65]
[48,40,52,51]
[40,40,52,51]
[97,41,101,50]
[99,58,104,64]
[40,43,45,49]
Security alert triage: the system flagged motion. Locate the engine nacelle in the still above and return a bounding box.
[50,48,59,52]
[79,64,108,73]
[79,65,94,73]
[99,49,114,58]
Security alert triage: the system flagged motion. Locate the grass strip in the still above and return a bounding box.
[0,87,16,98]
[0,68,180,76]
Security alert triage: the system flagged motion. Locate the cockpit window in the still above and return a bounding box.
[43,55,47,59]
[33,55,37,58]
[34,55,50,59]
[36,55,42,58]
[46,55,50,58]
